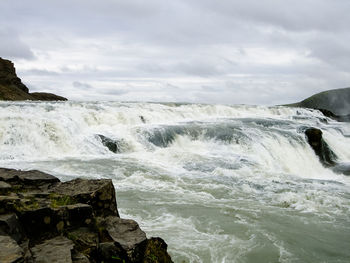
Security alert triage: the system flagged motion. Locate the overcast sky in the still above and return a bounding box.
[1,0,349,104]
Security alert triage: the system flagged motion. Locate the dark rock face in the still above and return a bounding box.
[0,57,67,101]
[97,135,119,153]
[305,128,337,167]
[0,58,29,93]
[0,168,173,263]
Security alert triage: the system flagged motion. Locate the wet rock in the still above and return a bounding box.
[0,214,25,242]
[31,236,74,263]
[51,178,119,217]
[97,134,119,153]
[332,163,350,176]
[305,128,337,166]
[0,235,24,263]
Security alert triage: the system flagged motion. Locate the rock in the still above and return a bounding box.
[0,214,25,242]
[0,235,24,263]
[99,242,128,263]
[0,168,60,191]
[305,128,337,166]
[0,181,12,195]
[332,162,350,176]
[17,203,94,241]
[0,57,29,93]
[66,227,98,259]
[97,216,147,250]
[0,167,173,262]
[143,237,173,263]
[31,236,74,263]
[284,87,350,121]
[97,134,119,153]
[51,178,119,217]
[0,57,67,101]
[71,250,90,263]
[97,216,173,262]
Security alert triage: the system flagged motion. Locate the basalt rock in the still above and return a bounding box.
[97,135,119,153]
[0,168,173,262]
[0,57,67,101]
[305,128,337,167]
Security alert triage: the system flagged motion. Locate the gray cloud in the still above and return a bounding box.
[73,81,94,90]
[0,0,349,104]
[0,28,35,60]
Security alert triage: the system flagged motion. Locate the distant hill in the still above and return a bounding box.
[286,87,350,116]
[0,57,67,101]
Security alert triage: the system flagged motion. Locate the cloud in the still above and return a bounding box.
[0,0,349,104]
[0,28,35,60]
[73,81,94,90]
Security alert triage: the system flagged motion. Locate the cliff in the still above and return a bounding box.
[0,168,173,263]
[0,57,67,101]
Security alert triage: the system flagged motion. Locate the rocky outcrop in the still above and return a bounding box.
[0,57,67,101]
[285,87,350,122]
[305,128,337,167]
[0,168,172,263]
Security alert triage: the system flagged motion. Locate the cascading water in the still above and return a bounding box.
[0,101,349,262]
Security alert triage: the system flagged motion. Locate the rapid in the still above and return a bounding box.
[0,101,349,262]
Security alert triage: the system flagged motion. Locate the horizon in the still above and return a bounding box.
[1,0,350,105]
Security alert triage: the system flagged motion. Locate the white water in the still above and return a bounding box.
[1,101,350,262]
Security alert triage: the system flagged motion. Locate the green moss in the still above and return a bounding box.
[49,194,75,208]
[13,199,40,211]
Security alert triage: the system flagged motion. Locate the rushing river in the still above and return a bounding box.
[0,101,349,262]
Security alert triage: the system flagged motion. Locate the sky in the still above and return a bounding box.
[1,0,350,105]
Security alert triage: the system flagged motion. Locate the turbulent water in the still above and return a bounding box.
[1,101,349,262]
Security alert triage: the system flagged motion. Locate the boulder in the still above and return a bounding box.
[67,227,98,259]
[143,237,173,263]
[0,235,24,263]
[332,163,350,176]
[97,134,119,153]
[51,178,119,217]
[0,168,173,262]
[0,214,25,242]
[31,236,74,263]
[0,168,60,191]
[305,128,337,166]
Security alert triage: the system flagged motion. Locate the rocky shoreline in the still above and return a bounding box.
[0,168,173,263]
